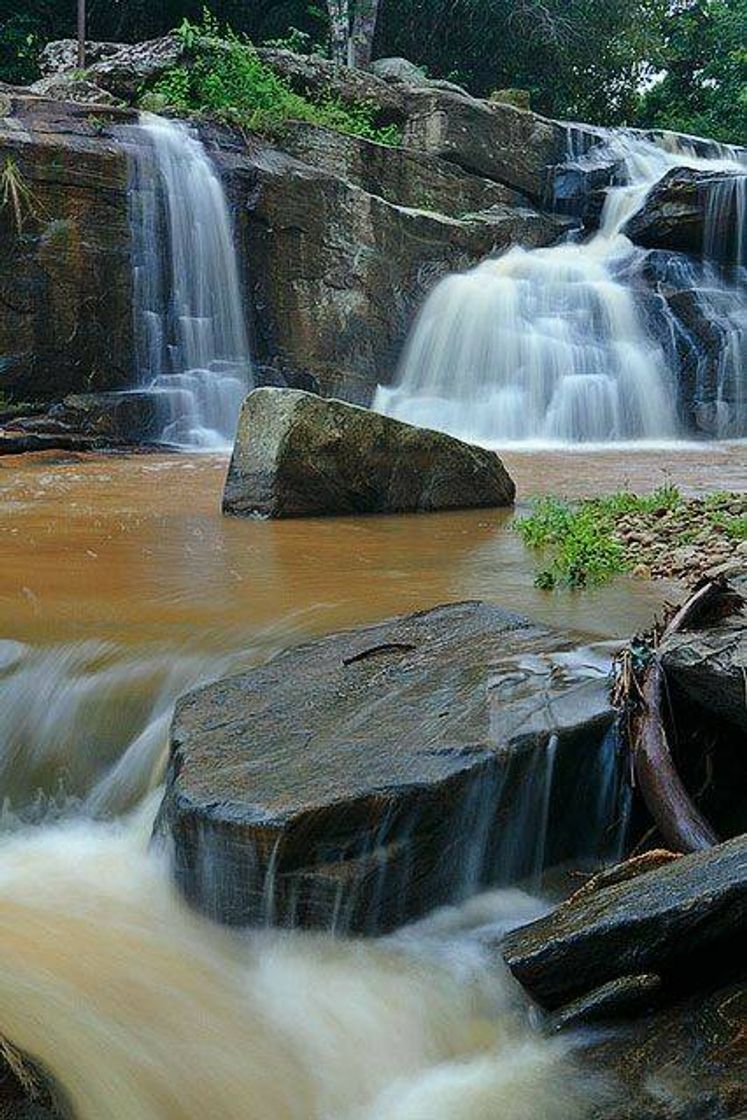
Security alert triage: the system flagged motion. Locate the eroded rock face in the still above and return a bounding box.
[401,87,572,199]
[501,835,746,1010]
[661,575,746,731]
[222,388,515,517]
[625,167,747,261]
[223,132,568,401]
[155,601,623,933]
[0,96,134,403]
[1,91,568,408]
[584,983,747,1120]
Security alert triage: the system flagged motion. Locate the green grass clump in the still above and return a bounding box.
[145,13,403,146]
[516,496,628,590]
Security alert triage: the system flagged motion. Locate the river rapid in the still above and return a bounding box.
[0,445,743,1119]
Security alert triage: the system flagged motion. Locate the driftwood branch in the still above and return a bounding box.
[621,579,741,854]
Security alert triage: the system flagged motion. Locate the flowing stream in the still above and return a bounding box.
[127,115,253,448]
[375,130,746,445]
[0,444,743,1115]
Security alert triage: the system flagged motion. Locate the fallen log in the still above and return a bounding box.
[618,578,743,853]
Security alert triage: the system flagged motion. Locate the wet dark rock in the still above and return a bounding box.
[661,575,746,732]
[549,973,662,1031]
[155,601,621,933]
[222,388,515,518]
[624,167,746,260]
[47,390,165,443]
[585,983,747,1120]
[0,92,566,409]
[0,95,134,404]
[229,133,567,403]
[0,1045,61,1120]
[501,835,747,1010]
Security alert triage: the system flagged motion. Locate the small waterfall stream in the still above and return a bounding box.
[127,115,253,448]
[375,130,746,445]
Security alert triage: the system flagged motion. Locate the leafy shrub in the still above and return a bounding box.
[146,13,402,146]
[516,496,628,589]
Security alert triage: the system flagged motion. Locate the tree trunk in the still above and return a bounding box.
[350,0,382,68]
[77,0,86,68]
[326,0,350,66]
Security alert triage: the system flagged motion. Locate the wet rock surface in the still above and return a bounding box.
[156,601,622,933]
[0,96,134,404]
[401,86,573,199]
[1,88,569,409]
[624,166,747,260]
[222,388,516,518]
[661,572,747,731]
[586,983,747,1120]
[501,835,746,1010]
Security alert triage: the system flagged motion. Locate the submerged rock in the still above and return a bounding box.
[501,834,746,1009]
[155,601,624,933]
[222,388,516,518]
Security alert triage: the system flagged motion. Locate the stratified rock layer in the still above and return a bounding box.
[501,835,746,1009]
[155,601,621,933]
[0,96,134,402]
[222,388,515,518]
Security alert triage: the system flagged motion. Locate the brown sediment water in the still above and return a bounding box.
[0,445,742,1119]
[1,445,736,811]
[3,448,717,651]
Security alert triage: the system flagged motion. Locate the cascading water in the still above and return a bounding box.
[127,114,253,448]
[375,130,746,445]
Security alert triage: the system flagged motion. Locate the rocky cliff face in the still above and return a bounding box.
[0,45,576,408]
[0,95,134,403]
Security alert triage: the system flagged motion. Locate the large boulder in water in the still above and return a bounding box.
[154,601,623,933]
[500,835,746,1010]
[222,388,516,518]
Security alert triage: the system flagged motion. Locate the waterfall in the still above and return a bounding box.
[375,130,746,446]
[127,115,253,449]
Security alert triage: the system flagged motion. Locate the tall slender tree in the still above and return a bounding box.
[325,0,381,67]
[77,0,85,66]
[350,0,382,67]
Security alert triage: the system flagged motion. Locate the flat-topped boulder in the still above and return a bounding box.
[222,388,516,518]
[501,835,746,1009]
[155,601,623,933]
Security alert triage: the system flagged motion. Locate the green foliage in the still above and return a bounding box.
[0,158,42,234]
[516,496,629,589]
[516,486,684,589]
[0,11,42,85]
[147,13,402,144]
[636,0,746,145]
